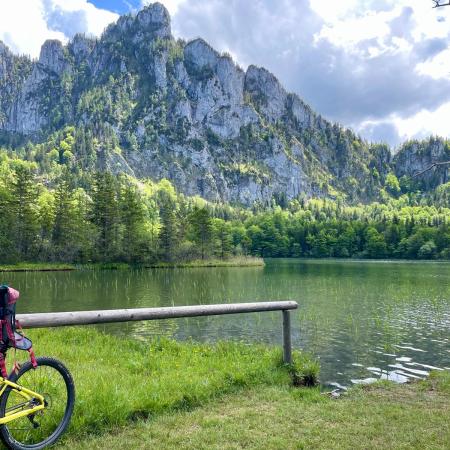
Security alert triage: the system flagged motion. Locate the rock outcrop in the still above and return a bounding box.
[394,138,449,189]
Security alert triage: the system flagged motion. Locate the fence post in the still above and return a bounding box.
[282,309,292,364]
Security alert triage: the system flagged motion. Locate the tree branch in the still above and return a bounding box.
[412,161,450,177]
[432,1,450,8]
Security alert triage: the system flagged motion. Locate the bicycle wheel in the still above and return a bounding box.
[0,357,75,450]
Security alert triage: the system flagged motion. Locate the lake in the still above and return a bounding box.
[2,259,449,388]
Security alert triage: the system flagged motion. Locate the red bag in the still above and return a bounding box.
[0,285,36,378]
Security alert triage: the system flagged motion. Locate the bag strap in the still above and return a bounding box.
[16,320,37,369]
[0,285,8,311]
[0,353,7,378]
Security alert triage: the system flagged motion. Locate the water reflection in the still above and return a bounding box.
[3,259,450,387]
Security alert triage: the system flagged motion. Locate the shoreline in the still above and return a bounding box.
[0,257,265,272]
[144,257,265,268]
[1,256,448,273]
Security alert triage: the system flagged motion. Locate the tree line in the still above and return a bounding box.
[0,160,449,263]
[0,163,222,263]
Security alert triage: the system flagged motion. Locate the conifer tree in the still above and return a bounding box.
[189,207,212,260]
[120,182,145,262]
[0,183,13,261]
[158,190,178,262]
[91,172,120,261]
[52,171,78,260]
[213,219,233,259]
[10,165,39,259]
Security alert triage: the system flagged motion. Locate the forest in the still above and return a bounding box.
[0,144,449,264]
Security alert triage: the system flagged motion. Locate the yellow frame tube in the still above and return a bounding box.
[0,377,45,425]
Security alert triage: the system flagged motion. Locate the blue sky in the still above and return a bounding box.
[1,0,450,147]
[87,0,139,14]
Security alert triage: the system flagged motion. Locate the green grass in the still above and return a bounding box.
[0,262,75,272]
[61,371,450,450]
[146,256,265,268]
[15,327,314,444]
[74,262,134,271]
[0,257,264,272]
[6,328,449,449]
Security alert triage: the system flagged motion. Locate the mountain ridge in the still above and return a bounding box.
[0,2,448,206]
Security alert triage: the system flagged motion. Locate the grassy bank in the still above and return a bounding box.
[19,327,315,443]
[62,371,450,450]
[0,257,264,272]
[0,262,76,272]
[145,256,264,268]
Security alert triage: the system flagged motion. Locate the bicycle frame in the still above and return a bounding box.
[0,377,45,425]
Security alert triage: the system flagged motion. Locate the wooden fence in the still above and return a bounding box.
[17,301,298,363]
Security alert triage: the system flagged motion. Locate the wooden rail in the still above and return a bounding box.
[17,301,298,363]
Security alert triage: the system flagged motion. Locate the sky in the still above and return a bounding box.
[0,0,449,147]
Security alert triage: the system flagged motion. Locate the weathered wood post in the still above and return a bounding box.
[282,309,292,364]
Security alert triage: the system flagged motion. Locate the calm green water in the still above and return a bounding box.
[3,259,450,387]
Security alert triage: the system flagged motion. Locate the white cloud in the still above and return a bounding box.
[309,0,361,22]
[0,1,64,57]
[0,0,118,58]
[308,0,450,143]
[394,101,450,141]
[416,48,450,79]
[313,0,450,47]
[358,99,450,147]
[49,0,119,36]
[314,9,394,50]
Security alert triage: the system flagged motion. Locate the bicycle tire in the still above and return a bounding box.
[0,357,75,450]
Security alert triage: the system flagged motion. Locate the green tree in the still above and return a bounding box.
[212,219,233,259]
[10,165,39,259]
[90,172,120,261]
[385,173,401,197]
[37,190,55,259]
[158,190,179,262]
[189,207,213,260]
[52,173,77,260]
[120,183,147,262]
[247,224,265,256]
[0,183,14,261]
[365,227,387,258]
[384,223,402,256]
[307,229,331,257]
[417,240,437,259]
[334,225,357,257]
[71,188,96,261]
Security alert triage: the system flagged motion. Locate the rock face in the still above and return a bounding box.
[394,138,449,189]
[0,3,448,205]
[0,42,32,130]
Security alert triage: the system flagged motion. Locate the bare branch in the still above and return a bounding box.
[412,161,450,177]
[433,1,450,8]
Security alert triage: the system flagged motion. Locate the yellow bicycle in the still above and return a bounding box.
[0,357,75,449]
[0,286,74,448]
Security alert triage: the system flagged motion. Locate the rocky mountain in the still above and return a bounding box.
[0,3,448,206]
